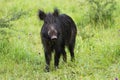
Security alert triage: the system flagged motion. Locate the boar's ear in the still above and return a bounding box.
[38,10,46,20]
[53,8,59,17]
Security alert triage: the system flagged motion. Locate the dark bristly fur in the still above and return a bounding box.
[38,8,77,72]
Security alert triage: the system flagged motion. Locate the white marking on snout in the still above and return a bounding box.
[51,35,57,40]
[48,26,57,39]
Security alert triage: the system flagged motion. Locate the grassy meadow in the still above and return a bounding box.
[0,0,120,80]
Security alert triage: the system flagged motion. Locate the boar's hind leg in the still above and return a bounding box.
[68,36,76,61]
[68,43,75,61]
[68,27,77,61]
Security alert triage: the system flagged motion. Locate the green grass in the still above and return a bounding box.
[0,0,120,80]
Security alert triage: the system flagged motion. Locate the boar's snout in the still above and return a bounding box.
[48,26,58,41]
[51,35,57,40]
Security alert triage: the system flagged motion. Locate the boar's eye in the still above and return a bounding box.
[53,19,57,23]
[44,21,48,24]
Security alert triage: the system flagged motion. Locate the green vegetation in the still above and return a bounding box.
[0,0,120,80]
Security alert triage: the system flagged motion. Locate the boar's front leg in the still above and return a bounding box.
[42,39,52,72]
[54,50,61,70]
[54,43,62,70]
[44,50,51,72]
